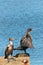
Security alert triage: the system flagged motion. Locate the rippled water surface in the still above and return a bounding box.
[0,0,43,65]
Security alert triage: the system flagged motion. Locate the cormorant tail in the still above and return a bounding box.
[13,46,23,50]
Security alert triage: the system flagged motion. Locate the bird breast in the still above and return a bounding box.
[7,46,13,54]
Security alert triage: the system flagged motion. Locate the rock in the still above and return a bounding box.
[0,54,30,65]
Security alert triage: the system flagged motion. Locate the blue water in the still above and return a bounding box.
[0,0,43,65]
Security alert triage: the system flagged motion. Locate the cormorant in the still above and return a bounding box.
[20,28,33,53]
[14,28,33,53]
[4,38,14,62]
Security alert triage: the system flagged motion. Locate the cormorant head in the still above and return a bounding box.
[27,28,32,32]
[26,28,32,35]
[9,38,14,41]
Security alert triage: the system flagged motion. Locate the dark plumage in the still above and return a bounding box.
[4,38,14,59]
[4,44,13,59]
[14,28,33,53]
[20,28,33,53]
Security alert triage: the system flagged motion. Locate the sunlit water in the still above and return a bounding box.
[0,0,43,65]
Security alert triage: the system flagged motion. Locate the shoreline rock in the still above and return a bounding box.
[0,53,30,65]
